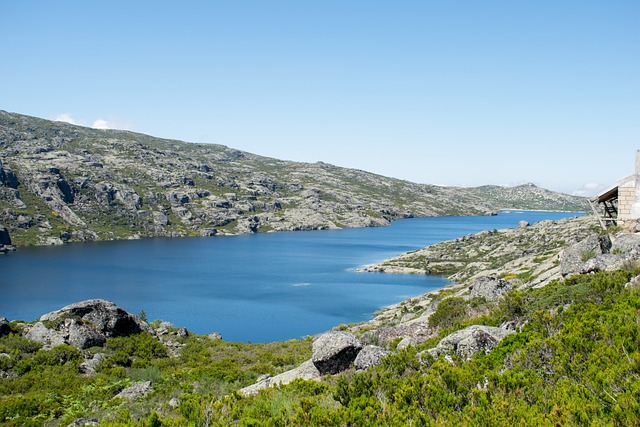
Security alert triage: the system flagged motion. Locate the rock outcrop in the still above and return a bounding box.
[312,331,363,375]
[560,233,612,276]
[354,345,391,370]
[239,360,321,396]
[25,299,152,349]
[115,381,152,400]
[468,276,515,301]
[427,325,514,361]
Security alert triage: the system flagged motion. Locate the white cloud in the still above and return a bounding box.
[92,119,110,129]
[53,113,77,125]
[572,182,604,197]
[51,113,131,131]
[91,118,131,130]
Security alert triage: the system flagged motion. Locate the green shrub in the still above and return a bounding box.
[428,297,468,329]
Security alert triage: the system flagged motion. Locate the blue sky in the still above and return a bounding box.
[1,1,638,196]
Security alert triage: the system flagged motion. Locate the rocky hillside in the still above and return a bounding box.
[0,111,588,246]
[2,217,639,426]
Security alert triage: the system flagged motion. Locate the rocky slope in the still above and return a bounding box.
[0,111,588,246]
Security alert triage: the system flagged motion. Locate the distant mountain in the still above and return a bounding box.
[0,111,588,246]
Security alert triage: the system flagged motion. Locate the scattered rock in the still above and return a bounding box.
[396,336,416,350]
[80,353,106,374]
[169,397,180,409]
[115,381,152,400]
[239,359,321,396]
[579,254,627,274]
[312,331,363,375]
[173,327,188,337]
[428,325,514,361]
[67,418,100,427]
[155,321,172,335]
[560,234,612,276]
[208,332,222,340]
[354,345,391,370]
[468,277,515,301]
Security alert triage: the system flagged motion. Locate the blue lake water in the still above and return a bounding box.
[0,211,582,342]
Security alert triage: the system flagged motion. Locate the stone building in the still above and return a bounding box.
[594,150,640,227]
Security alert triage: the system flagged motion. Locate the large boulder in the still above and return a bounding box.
[312,331,363,375]
[354,345,391,371]
[611,233,640,256]
[468,277,514,301]
[39,299,151,338]
[26,299,152,350]
[560,234,612,276]
[579,254,627,274]
[428,325,514,361]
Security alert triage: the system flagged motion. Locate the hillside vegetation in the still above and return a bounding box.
[1,217,639,426]
[0,111,587,246]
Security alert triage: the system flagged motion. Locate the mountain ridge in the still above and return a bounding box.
[0,110,588,246]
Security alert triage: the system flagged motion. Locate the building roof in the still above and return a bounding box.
[594,184,618,203]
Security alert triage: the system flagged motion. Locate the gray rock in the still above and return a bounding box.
[25,322,66,349]
[560,234,612,276]
[27,299,152,350]
[156,321,172,335]
[239,359,321,396]
[79,353,106,374]
[468,277,514,301]
[428,325,514,361]
[67,418,100,427]
[0,317,11,337]
[354,345,391,370]
[173,327,188,337]
[208,332,222,340]
[169,397,180,409]
[579,254,627,274]
[518,220,529,228]
[312,331,363,375]
[152,211,169,227]
[66,319,107,349]
[115,381,152,400]
[39,299,152,338]
[611,233,640,255]
[396,336,416,349]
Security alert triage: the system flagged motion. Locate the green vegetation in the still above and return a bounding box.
[1,269,638,426]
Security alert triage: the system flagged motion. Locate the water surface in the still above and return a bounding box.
[0,211,582,342]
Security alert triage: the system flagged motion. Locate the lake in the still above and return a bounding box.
[0,211,582,342]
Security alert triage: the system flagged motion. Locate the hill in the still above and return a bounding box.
[0,111,587,246]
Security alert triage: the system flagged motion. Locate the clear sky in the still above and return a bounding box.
[1,1,638,196]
